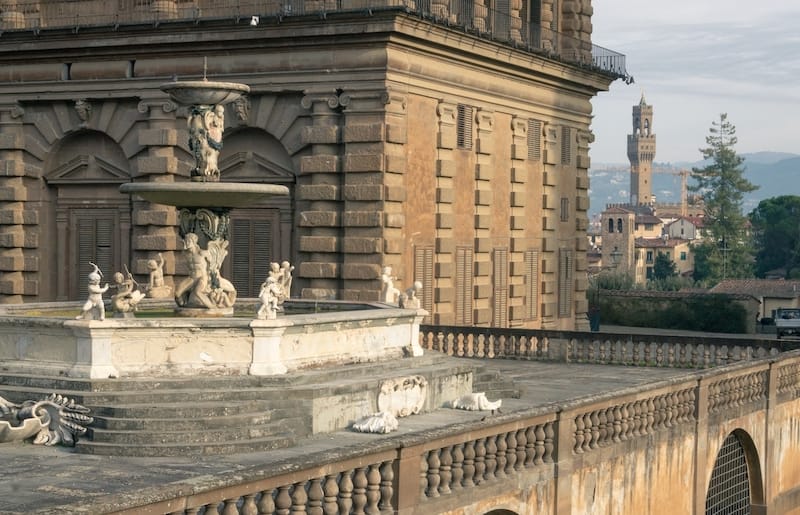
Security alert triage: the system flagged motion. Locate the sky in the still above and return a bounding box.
[589,1,800,165]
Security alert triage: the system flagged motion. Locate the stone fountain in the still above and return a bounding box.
[120,79,289,317]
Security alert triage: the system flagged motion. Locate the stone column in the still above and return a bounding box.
[0,103,36,303]
[297,90,344,300]
[132,98,182,290]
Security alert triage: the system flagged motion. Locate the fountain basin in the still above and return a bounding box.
[119,182,289,209]
[0,301,426,379]
[160,80,250,106]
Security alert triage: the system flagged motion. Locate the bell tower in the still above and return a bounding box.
[626,94,656,205]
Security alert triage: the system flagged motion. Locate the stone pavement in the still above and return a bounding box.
[0,358,697,514]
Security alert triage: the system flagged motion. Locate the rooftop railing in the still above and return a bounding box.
[0,0,628,79]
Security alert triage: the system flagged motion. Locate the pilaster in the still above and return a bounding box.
[297,90,344,299]
[540,122,559,327]
[508,116,527,324]
[473,108,494,326]
[433,101,456,325]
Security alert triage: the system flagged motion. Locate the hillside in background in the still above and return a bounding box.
[589,153,800,219]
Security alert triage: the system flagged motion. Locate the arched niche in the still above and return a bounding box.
[43,129,131,300]
[705,429,765,514]
[218,127,297,297]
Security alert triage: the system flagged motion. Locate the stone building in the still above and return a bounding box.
[0,0,626,329]
[627,93,656,205]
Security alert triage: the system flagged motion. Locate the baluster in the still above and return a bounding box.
[645,398,655,434]
[365,463,381,515]
[504,431,517,473]
[275,485,292,515]
[611,405,622,442]
[203,505,220,515]
[379,460,394,513]
[589,412,599,450]
[543,423,555,463]
[222,498,239,515]
[291,481,309,515]
[457,332,465,357]
[338,470,354,514]
[484,436,497,480]
[619,403,630,440]
[631,401,642,437]
[597,409,608,445]
[495,433,508,477]
[656,343,663,366]
[426,450,441,497]
[668,342,675,365]
[533,425,545,465]
[184,509,200,515]
[436,332,445,353]
[438,446,453,495]
[515,429,526,471]
[307,478,324,515]
[242,494,259,515]
[573,415,585,454]
[477,334,486,358]
[419,452,428,496]
[446,333,455,356]
[474,437,486,484]
[352,467,368,515]
[450,444,464,490]
[258,489,276,515]
[462,441,476,487]
[322,474,339,515]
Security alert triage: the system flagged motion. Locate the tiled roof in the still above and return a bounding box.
[635,237,688,248]
[635,214,662,224]
[710,279,800,298]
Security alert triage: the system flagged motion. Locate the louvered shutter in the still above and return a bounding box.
[558,248,574,317]
[492,247,509,327]
[561,126,572,165]
[528,119,542,161]
[525,249,539,320]
[74,212,117,299]
[229,216,275,298]
[414,245,434,317]
[457,104,473,150]
[456,247,474,325]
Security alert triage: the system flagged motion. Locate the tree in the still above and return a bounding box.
[652,252,677,280]
[749,195,800,278]
[689,114,758,282]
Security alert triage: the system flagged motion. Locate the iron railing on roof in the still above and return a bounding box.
[0,0,628,79]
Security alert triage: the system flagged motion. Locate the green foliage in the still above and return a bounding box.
[749,195,800,278]
[646,275,694,291]
[652,252,678,280]
[597,293,747,333]
[690,114,758,282]
[591,271,636,291]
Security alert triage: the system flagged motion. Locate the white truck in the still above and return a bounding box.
[775,308,800,339]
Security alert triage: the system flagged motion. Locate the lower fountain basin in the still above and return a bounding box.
[0,300,426,379]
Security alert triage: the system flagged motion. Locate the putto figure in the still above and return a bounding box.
[187,104,225,181]
[174,233,236,310]
[146,252,172,299]
[257,276,282,320]
[110,267,146,315]
[380,266,401,304]
[76,262,109,321]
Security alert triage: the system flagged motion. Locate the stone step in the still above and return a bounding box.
[87,415,311,445]
[91,400,308,420]
[91,410,278,431]
[76,434,298,457]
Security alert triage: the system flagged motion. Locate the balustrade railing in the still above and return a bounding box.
[0,0,627,79]
[99,354,800,514]
[419,325,784,368]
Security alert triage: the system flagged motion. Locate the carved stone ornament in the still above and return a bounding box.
[351,411,399,434]
[0,394,93,446]
[377,375,428,418]
[450,392,502,412]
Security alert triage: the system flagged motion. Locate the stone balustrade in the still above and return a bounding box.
[103,352,800,514]
[419,325,784,368]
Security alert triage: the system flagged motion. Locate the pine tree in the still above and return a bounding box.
[690,114,757,282]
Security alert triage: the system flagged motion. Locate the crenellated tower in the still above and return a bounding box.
[626,94,656,205]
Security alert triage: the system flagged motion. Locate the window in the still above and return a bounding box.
[414,245,435,318]
[608,218,614,233]
[645,223,653,230]
[558,249,574,318]
[227,210,281,298]
[560,197,570,221]
[528,119,542,161]
[492,248,509,327]
[455,247,474,325]
[524,249,539,320]
[680,251,687,261]
[560,126,571,164]
[457,104,473,150]
[646,250,653,263]
[617,218,623,233]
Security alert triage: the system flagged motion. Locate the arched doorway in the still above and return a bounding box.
[705,429,764,514]
[44,130,131,300]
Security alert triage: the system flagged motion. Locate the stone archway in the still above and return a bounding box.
[705,429,765,515]
[484,510,519,515]
[43,129,132,300]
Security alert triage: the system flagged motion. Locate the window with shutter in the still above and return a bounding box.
[72,210,119,299]
[492,247,509,327]
[455,246,474,325]
[560,197,570,221]
[226,209,281,298]
[558,248,574,317]
[524,249,539,320]
[414,245,434,317]
[561,126,571,165]
[457,104,473,150]
[528,119,542,161]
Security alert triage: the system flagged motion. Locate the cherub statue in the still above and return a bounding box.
[76,263,109,321]
[110,267,146,315]
[146,252,172,299]
[257,276,282,320]
[380,266,401,304]
[399,281,423,309]
[187,104,225,181]
[280,261,294,300]
[174,233,236,310]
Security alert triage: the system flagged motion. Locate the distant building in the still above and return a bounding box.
[626,94,656,205]
[710,278,800,319]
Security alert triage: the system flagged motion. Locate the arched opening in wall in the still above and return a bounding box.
[705,429,765,514]
[218,127,296,298]
[483,509,519,515]
[43,130,131,301]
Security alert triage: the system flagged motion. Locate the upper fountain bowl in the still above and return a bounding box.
[160,80,250,106]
